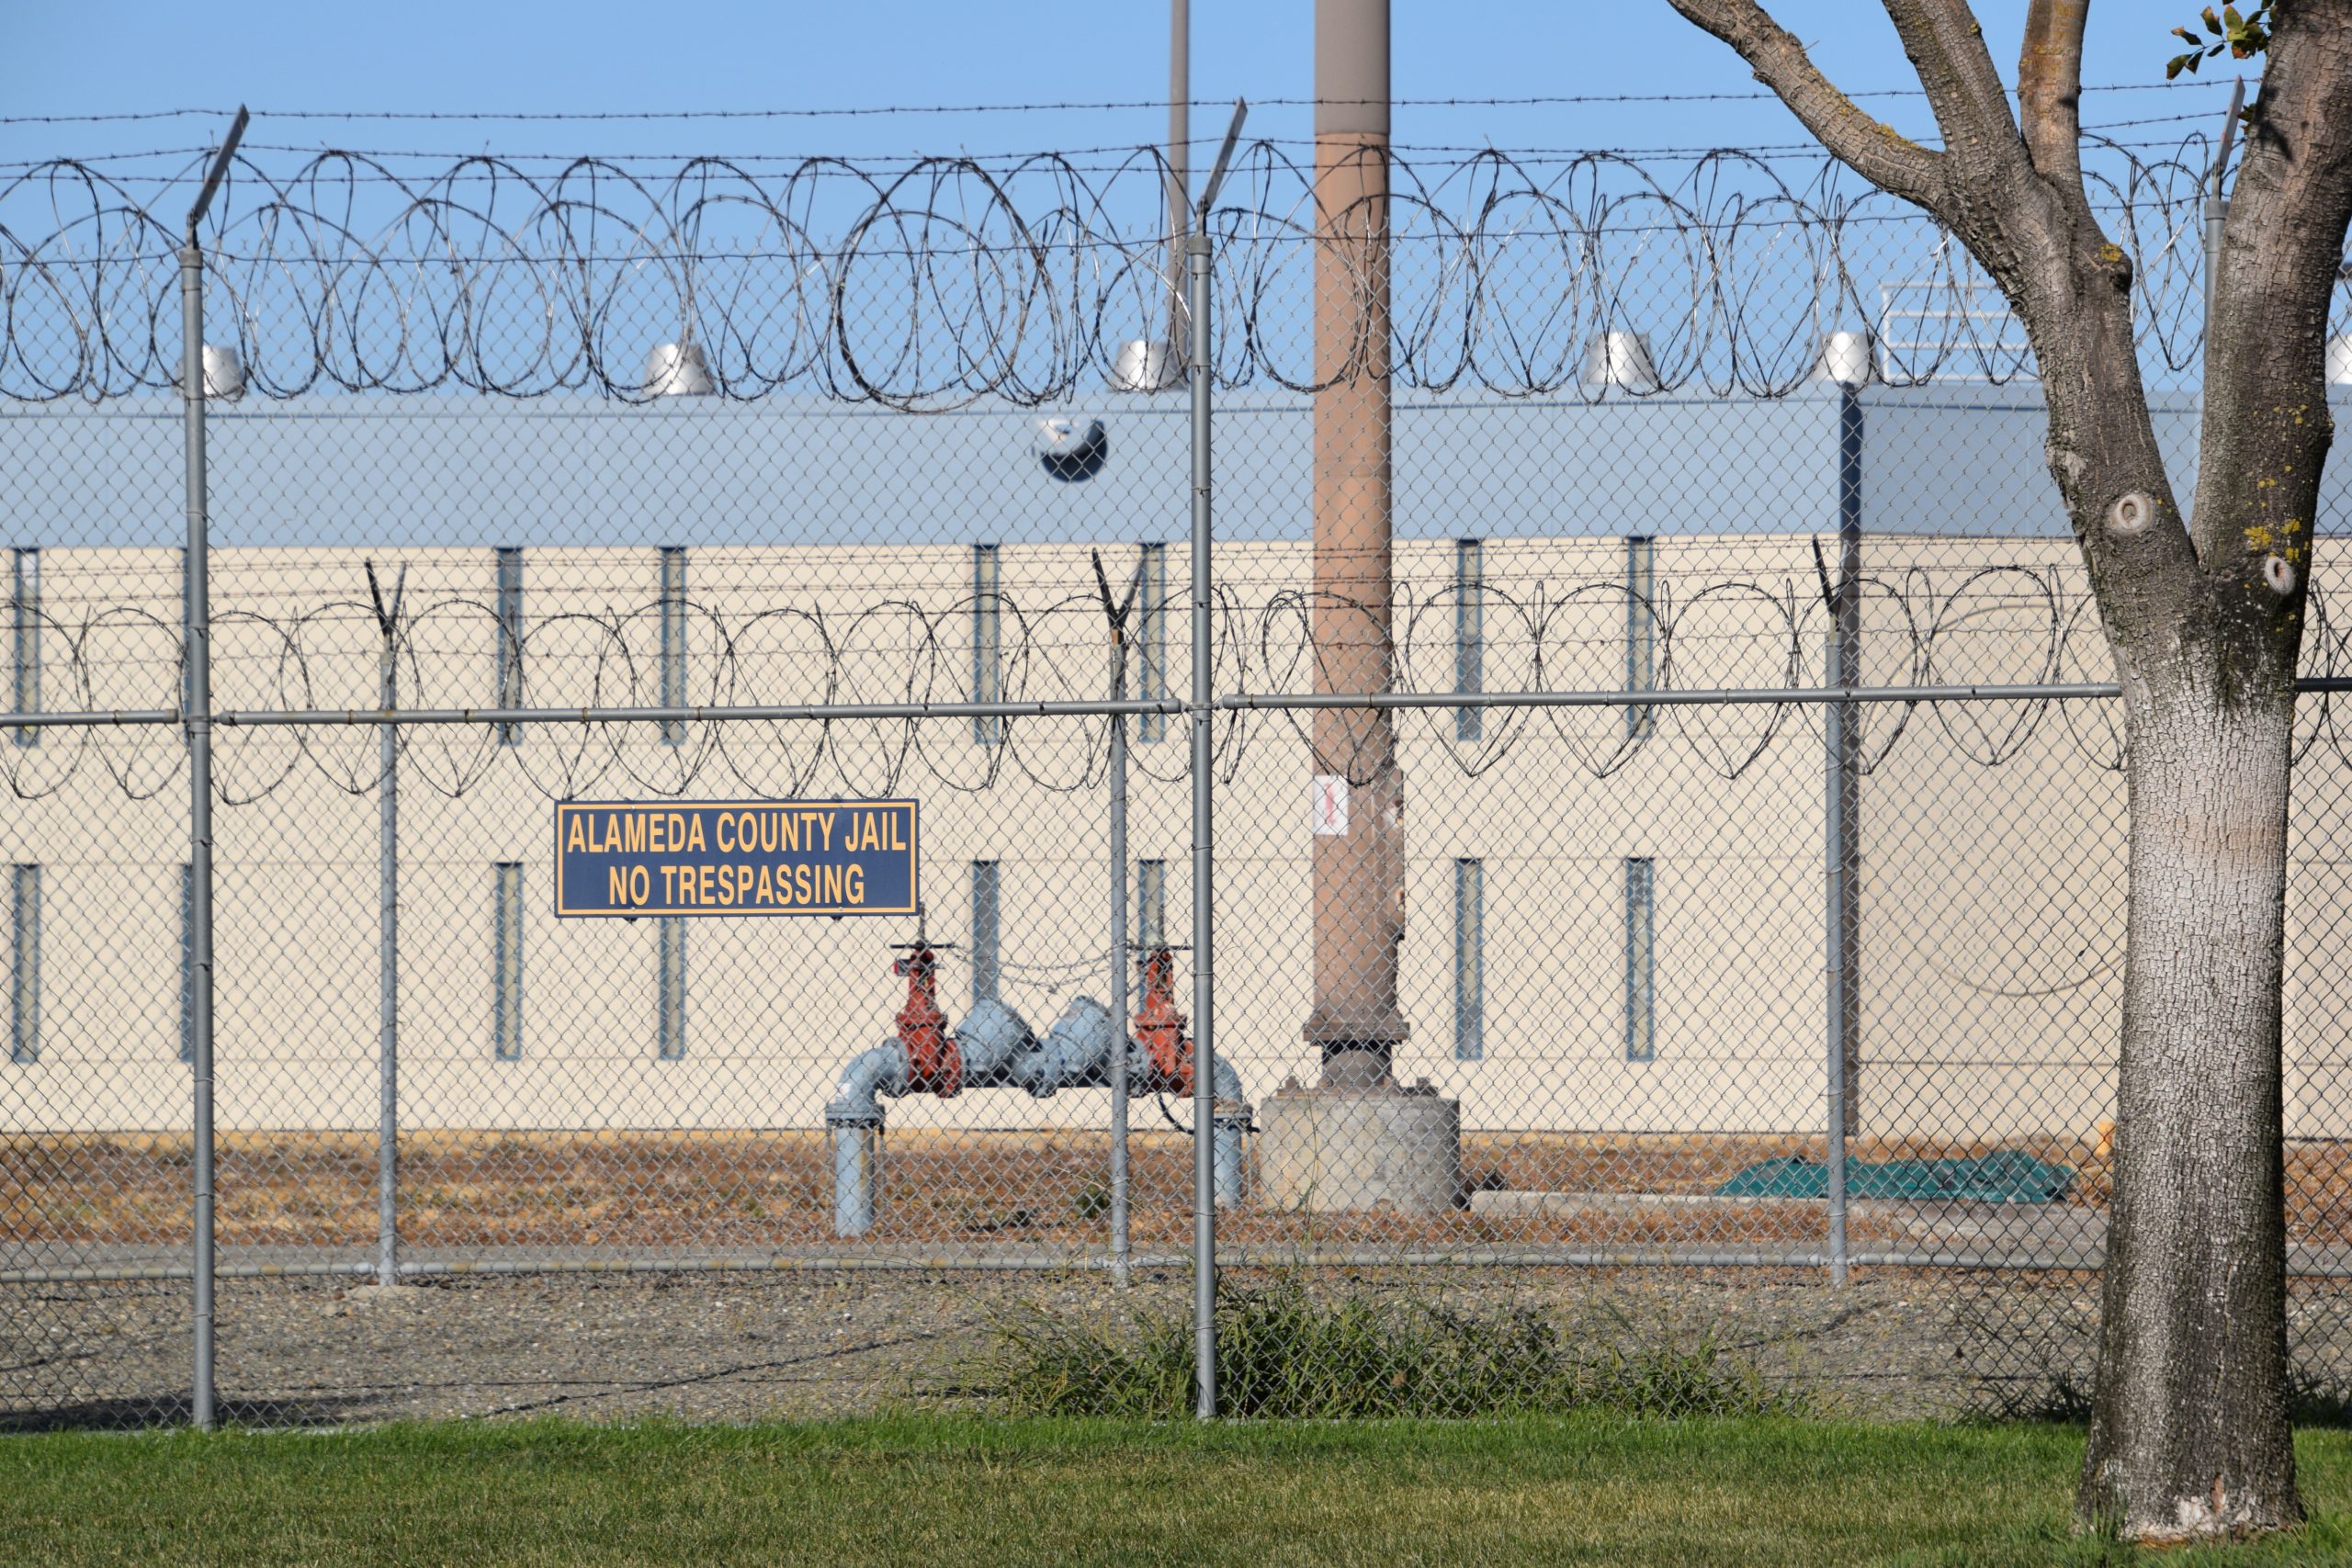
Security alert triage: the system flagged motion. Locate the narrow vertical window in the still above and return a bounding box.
[179,863,193,1064]
[12,547,38,748]
[1624,536,1656,740]
[972,544,1001,747]
[1139,542,1168,742]
[1454,538,1483,742]
[1623,856,1656,1063]
[495,547,524,747]
[1137,859,1167,953]
[970,860,1001,1006]
[1454,859,1484,1061]
[657,916,685,1060]
[659,546,686,747]
[10,865,37,1065]
[493,862,523,1060]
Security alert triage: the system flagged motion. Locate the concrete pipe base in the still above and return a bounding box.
[1257,1082,1461,1213]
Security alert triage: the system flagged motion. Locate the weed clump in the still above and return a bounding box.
[985,1274,1807,1420]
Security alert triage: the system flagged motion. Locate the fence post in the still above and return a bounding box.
[1106,572,1132,1291]
[1187,95,1247,1424]
[1187,222,1218,1418]
[1824,383,1864,1288]
[177,234,216,1432]
[368,564,404,1289]
[178,106,244,1428]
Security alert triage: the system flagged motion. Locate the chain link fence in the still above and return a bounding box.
[4,126,2352,1427]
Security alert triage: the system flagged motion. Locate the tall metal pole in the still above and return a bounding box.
[2203,76,2244,344]
[1188,226,1218,1419]
[1306,0,1404,1089]
[1167,0,1190,351]
[369,565,404,1290]
[1108,583,1132,1291]
[1183,100,1244,1419]
[179,105,244,1429]
[178,234,216,1433]
[1824,385,1863,1289]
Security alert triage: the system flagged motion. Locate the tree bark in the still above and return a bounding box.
[2082,678,2299,1540]
[2077,7,2352,1537]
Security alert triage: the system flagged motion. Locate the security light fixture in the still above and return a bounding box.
[1035,415,1109,482]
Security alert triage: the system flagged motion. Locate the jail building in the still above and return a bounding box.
[3,380,2349,1151]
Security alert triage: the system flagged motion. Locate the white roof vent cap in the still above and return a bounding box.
[1582,331,1661,393]
[1814,331,1874,388]
[200,344,245,400]
[645,341,717,397]
[1110,338,1182,393]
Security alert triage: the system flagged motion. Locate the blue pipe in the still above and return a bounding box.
[823,998,1251,1237]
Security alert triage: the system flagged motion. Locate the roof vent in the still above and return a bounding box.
[1035,415,1109,482]
[200,344,245,400]
[1814,331,1873,388]
[1581,331,1661,393]
[644,341,716,397]
[1110,339,1182,393]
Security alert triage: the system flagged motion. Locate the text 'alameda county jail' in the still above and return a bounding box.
[552,802,918,918]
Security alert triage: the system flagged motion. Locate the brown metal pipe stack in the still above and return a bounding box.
[1306,0,1406,1089]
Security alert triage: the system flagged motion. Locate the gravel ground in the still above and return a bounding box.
[7,1267,2352,1431]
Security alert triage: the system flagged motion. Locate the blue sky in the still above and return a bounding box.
[1,2,2246,173]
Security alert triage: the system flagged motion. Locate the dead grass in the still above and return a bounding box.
[6,1129,2351,1255]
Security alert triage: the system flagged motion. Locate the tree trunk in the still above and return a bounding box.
[2079,672,2301,1540]
[1656,0,2352,1546]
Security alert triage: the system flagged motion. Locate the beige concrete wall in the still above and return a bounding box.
[2,536,2348,1148]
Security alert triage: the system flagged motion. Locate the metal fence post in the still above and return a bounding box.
[1106,570,1133,1291]
[368,564,404,1289]
[1188,223,1218,1418]
[1187,96,1246,1424]
[179,106,244,1428]
[177,235,216,1432]
[1824,383,1863,1289]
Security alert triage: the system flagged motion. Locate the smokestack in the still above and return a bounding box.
[1306,0,1406,1088]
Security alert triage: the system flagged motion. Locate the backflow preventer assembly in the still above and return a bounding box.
[824,941,1248,1237]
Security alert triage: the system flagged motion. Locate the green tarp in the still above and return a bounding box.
[1713,1148,2074,1204]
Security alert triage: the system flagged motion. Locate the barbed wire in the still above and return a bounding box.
[14,560,2352,807]
[4,133,2335,407]
[0,82,2243,127]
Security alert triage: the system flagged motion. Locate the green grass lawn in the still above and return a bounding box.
[5,1416,2351,1566]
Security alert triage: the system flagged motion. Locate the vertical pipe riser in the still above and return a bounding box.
[1212,1119,1245,1209]
[831,1124,879,1239]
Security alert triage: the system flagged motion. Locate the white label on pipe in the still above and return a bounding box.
[1311,774,1350,837]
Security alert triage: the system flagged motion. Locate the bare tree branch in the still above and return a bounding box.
[2018,0,2089,192]
[1877,0,2033,192]
[1659,0,1949,214]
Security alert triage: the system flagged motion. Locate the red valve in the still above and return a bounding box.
[1135,946,1193,1093]
[893,943,961,1097]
